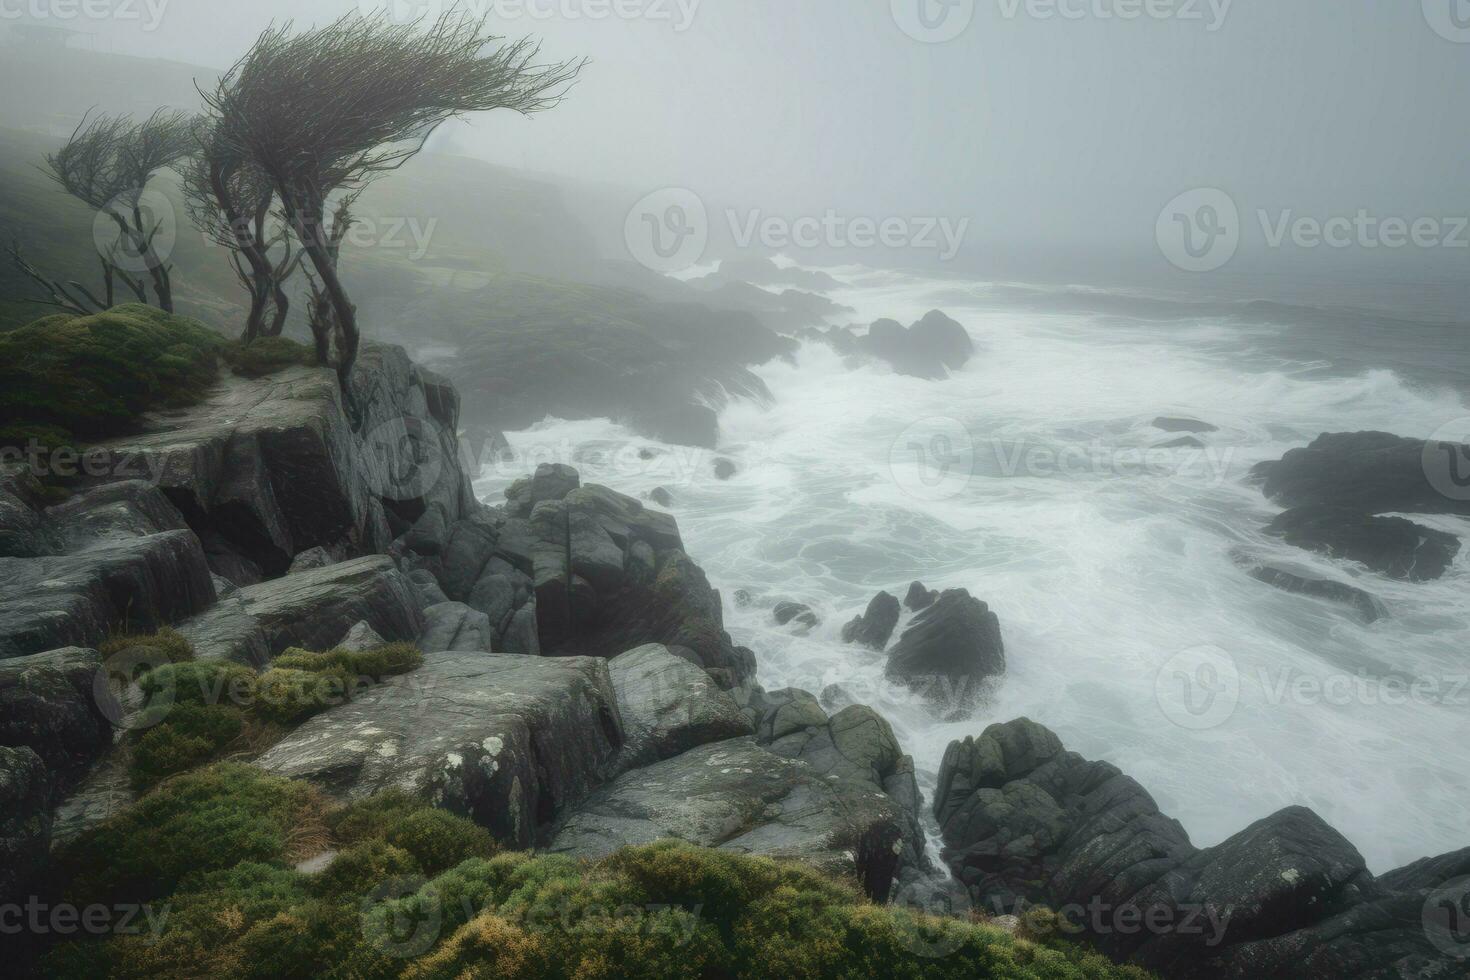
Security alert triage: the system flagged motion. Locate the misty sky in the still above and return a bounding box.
[11,1,1470,299]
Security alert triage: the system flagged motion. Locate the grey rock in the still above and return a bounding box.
[713,458,737,480]
[841,591,901,650]
[904,581,938,611]
[1153,417,1219,434]
[338,620,387,652]
[420,602,494,654]
[402,504,449,557]
[549,737,915,897]
[0,746,51,910]
[288,546,335,573]
[933,718,1451,976]
[407,568,449,607]
[773,601,819,631]
[0,647,118,776]
[437,516,499,601]
[1252,430,1470,517]
[608,644,751,769]
[0,529,215,661]
[886,589,1004,711]
[255,652,622,848]
[648,486,673,507]
[1266,506,1460,582]
[1238,557,1387,622]
[178,556,423,667]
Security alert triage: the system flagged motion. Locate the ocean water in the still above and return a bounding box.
[472,265,1470,874]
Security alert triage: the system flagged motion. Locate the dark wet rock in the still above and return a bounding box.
[607,644,751,770]
[1153,417,1219,434]
[287,546,335,573]
[1265,506,1460,582]
[0,527,215,661]
[745,686,830,742]
[401,504,449,557]
[419,602,494,654]
[1158,436,1206,449]
[885,589,1004,709]
[854,310,974,380]
[698,255,844,292]
[178,556,423,667]
[933,718,1458,977]
[1252,430,1470,516]
[904,581,939,611]
[647,486,673,507]
[549,736,914,897]
[841,591,901,650]
[773,601,819,632]
[256,652,622,849]
[713,458,737,480]
[407,568,448,607]
[0,647,118,777]
[505,463,581,519]
[517,476,755,690]
[1234,555,1387,622]
[0,746,51,910]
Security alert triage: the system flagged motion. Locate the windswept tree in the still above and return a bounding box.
[204,11,583,389]
[182,118,302,341]
[43,108,193,312]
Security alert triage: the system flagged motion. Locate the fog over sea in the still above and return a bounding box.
[474,260,1470,874]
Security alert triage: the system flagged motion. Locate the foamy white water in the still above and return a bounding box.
[474,265,1470,874]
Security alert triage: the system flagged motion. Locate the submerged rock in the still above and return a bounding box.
[773,600,819,632]
[1252,430,1470,516]
[853,310,974,380]
[1153,416,1218,434]
[1234,554,1387,622]
[1265,506,1460,582]
[841,591,901,650]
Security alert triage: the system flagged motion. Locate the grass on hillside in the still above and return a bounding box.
[38,763,1148,980]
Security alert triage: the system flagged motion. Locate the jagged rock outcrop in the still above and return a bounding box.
[904,581,938,611]
[934,718,1467,978]
[255,652,623,849]
[0,746,50,910]
[178,556,424,667]
[430,467,756,689]
[0,475,216,660]
[1265,506,1460,582]
[745,686,928,880]
[607,643,751,770]
[548,736,914,898]
[418,602,495,653]
[0,647,118,777]
[841,590,901,650]
[772,600,819,632]
[885,588,1005,711]
[1252,430,1470,516]
[853,310,974,380]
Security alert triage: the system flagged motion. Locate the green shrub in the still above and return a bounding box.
[0,304,221,448]
[129,703,245,789]
[309,839,421,899]
[327,789,426,848]
[275,643,424,682]
[381,808,499,876]
[138,660,258,707]
[99,626,195,664]
[253,667,352,725]
[56,763,323,906]
[221,335,315,379]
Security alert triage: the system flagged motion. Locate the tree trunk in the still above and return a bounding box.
[284,199,360,385]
